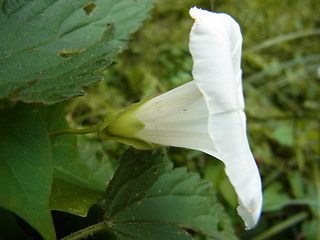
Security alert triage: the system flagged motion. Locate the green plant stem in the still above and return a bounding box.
[210,0,215,11]
[313,162,320,240]
[252,212,308,240]
[49,124,101,137]
[60,221,108,240]
[244,28,320,54]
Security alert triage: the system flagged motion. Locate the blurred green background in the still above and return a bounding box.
[66,0,320,239]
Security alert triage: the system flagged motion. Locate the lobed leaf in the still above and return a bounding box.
[105,149,237,240]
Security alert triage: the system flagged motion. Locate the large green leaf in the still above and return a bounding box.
[105,149,237,240]
[0,0,155,105]
[41,104,114,216]
[0,103,55,240]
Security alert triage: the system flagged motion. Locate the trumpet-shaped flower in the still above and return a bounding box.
[100,7,262,229]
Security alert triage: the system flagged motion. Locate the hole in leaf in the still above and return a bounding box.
[83,2,96,16]
[153,167,158,174]
[217,220,225,232]
[59,49,83,58]
[95,151,103,162]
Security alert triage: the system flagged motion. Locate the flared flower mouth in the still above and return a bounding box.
[100,6,263,230]
[188,7,262,229]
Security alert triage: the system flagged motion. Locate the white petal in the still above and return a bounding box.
[134,81,219,156]
[189,7,262,229]
[190,7,243,114]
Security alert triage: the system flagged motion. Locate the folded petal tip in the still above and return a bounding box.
[189,6,206,19]
[189,6,241,35]
[237,195,262,230]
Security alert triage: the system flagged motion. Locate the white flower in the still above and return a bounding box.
[101,6,262,229]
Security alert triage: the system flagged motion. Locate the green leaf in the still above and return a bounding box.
[302,219,319,240]
[204,160,237,208]
[105,149,237,240]
[270,125,294,147]
[0,0,155,105]
[287,172,305,199]
[40,104,114,217]
[263,182,291,212]
[0,103,55,240]
[77,136,117,188]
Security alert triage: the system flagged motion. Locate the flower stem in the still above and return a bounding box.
[49,124,101,137]
[60,221,108,240]
[210,0,215,11]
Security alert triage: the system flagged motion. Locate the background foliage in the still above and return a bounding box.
[1,0,319,239]
[66,0,320,239]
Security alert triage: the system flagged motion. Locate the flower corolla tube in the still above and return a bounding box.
[100,7,262,229]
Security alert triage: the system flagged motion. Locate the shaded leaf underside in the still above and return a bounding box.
[40,103,114,217]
